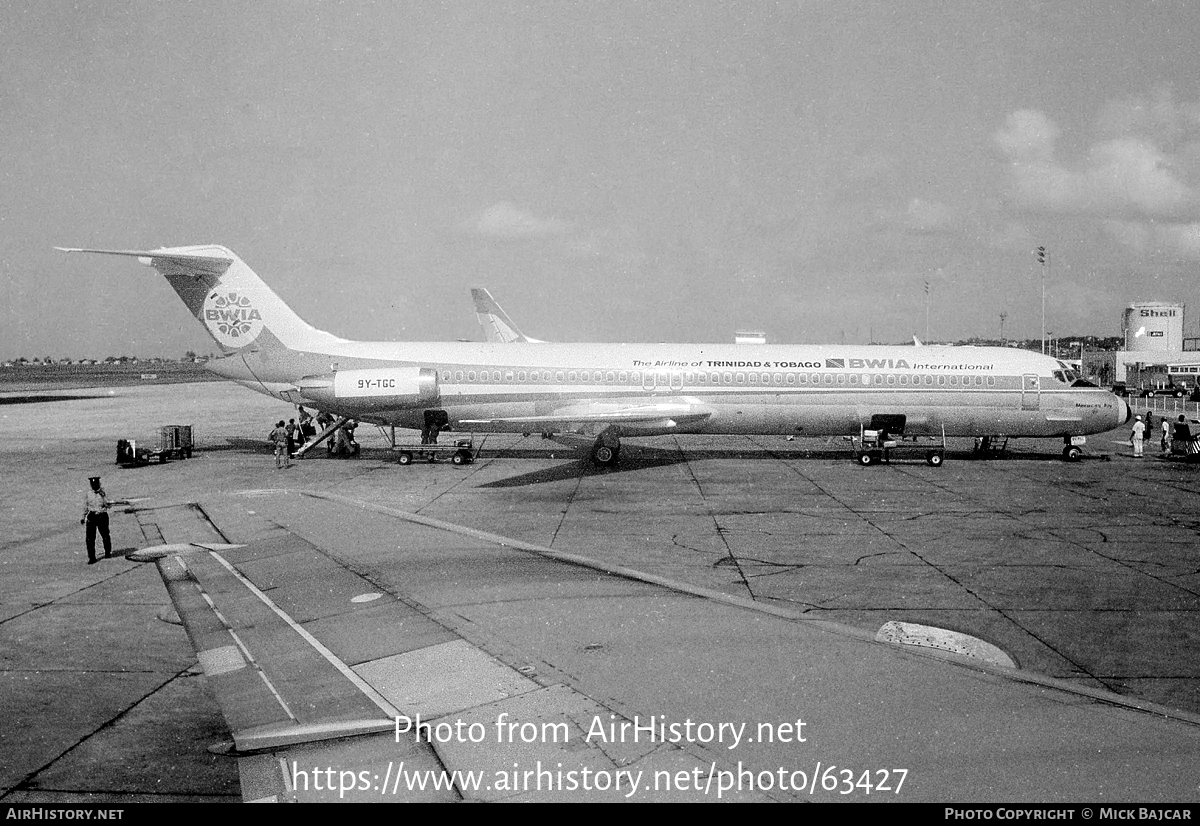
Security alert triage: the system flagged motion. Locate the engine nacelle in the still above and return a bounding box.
[295,366,438,410]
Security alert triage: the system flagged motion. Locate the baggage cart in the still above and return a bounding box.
[852,426,945,467]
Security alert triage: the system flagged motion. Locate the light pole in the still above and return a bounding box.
[1036,246,1048,354]
[924,279,930,342]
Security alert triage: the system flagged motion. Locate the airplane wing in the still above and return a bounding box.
[459,400,714,431]
[126,491,1200,802]
[471,287,544,343]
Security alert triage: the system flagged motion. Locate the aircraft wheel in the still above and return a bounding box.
[451,450,469,466]
[1063,446,1083,462]
[926,450,944,467]
[396,451,413,466]
[593,445,618,466]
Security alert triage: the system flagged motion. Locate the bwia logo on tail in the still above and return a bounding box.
[203,289,264,347]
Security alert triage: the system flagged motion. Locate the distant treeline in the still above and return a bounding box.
[0,361,221,389]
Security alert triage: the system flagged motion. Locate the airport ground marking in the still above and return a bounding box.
[292,489,1200,730]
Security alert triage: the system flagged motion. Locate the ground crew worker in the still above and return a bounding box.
[270,420,290,468]
[81,475,112,564]
[1130,415,1145,458]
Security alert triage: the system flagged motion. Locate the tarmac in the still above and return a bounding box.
[1,381,1198,803]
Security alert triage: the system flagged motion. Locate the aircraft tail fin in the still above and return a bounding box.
[57,245,345,355]
[471,287,543,343]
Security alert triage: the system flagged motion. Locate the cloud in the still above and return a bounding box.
[471,201,570,239]
[993,110,1060,164]
[994,95,1200,259]
[1095,88,1200,144]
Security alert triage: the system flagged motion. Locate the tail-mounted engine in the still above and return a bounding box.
[295,366,438,411]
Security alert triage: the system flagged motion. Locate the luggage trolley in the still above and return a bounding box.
[852,423,946,467]
[378,426,478,466]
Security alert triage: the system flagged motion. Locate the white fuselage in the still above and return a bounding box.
[212,340,1129,439]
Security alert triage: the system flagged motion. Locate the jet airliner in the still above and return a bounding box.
[60,245,1130,465]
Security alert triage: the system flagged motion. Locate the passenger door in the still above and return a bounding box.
[1021,374,1040,411]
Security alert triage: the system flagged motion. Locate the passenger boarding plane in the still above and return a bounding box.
[60,245,1130,465]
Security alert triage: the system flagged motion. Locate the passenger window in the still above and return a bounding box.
[723,372,732,384]
[787,373,795,384]
[837,374,845,385]
[455,371,463,382]
[987,376,995,387]
[736,373,745,384]
[822,374,833,385]
[517,371,526,381]
[849,374,859,385]
[619,371,628,383]
[492,371,501,382]
[606,372,615,383]
[556,371,565,382]
[581,372,589,383]
[950,376,959,386]
[631,371,640,384]
[568,371,577,382]
[899,375,908,386]
[886,375,895,386]
[749,373,758,384]
[467,371,476,382]
[505,371,514,381]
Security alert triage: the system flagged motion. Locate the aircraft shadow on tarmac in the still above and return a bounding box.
[476,442,1120,487]
[209,436,1107,479]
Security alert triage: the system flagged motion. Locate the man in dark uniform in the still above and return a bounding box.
[81,475,112,564]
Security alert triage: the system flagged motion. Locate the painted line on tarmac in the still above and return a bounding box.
[293,489,1200,728]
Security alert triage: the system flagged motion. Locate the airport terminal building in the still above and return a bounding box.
[1083,301,1200,391]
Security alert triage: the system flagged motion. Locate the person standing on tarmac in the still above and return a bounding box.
[270,420,290,468]
[1130,415,1145,458]
[81,475,112,564]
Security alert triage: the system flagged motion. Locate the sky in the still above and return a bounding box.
[4,0,1200,359]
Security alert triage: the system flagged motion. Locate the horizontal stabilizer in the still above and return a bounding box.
[57,246,233,274]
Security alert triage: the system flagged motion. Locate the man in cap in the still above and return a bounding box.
[81,475,112,564]
[1130,414,1145,458]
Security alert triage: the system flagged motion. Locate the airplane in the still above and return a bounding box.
[472,287,543,343]
[59,244,1130,465]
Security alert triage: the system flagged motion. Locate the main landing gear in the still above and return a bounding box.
[590,431,621,467]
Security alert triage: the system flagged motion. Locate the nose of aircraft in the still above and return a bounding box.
[1117,396,1132,425]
